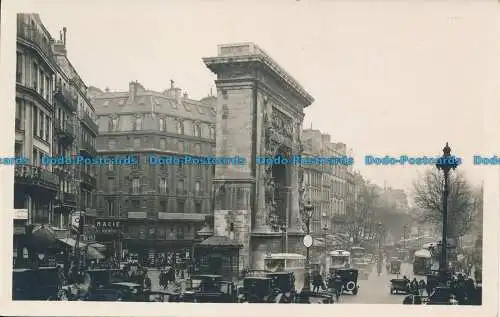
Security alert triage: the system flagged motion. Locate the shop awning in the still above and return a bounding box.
[58,238,87,248]
[88,242,106,252]
[86,246,105,260]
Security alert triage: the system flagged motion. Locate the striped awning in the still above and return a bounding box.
[58,238,87,248]
[88,242,106,252]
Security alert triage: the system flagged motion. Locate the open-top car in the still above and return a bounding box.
[328,268,359,295]
[144,290,180,302]
[266,272,296,303]
[426,286,459,305]
[295,289,335,304]
[179,274,237,303]
[85,281,144,302]
[390,279,410,295]
[85,269,129,289]
[238,276,277,303]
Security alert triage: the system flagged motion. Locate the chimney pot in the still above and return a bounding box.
[62,27,67,45]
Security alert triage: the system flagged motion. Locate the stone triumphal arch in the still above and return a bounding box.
[203,43,314,270]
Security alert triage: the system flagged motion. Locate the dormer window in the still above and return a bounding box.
[176,121,184,134]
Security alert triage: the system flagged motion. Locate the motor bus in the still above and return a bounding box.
[413,249,432,275]
[350,246,366,266]
[328,250,351,272]
[264,253,306,292]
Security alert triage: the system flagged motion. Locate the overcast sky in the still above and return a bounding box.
[12,0,496,194]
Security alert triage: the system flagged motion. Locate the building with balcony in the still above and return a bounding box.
[90,80,216,262]
[301,129,351,268]
[51,27,99,230]
[13,14,99,268]
[14,14,59,242]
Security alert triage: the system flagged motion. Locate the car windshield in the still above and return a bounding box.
[331,256,349,267]
[264,259,285,272]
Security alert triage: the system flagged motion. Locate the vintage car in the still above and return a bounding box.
[238,277,277,303]
[402,294,427,304]
[295,290,335,304]
[426,286,459,305]
[86,282,144,301]
[144,290,180,302]
[179,274,237,303]
[12,267,66,300]
[389,259,402,275]
[389,279,410,294]
[355,262,370,280]
[85,269,129,289]
[266,272,297,303]
[328,268,359,295]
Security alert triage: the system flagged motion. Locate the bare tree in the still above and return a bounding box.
[346,185,380,245]
[412,169,475,240]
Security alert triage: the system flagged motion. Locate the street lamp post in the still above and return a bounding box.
[323,224,328,275]
[436,142,458,281]
[303,200,314,291]
[280,224,288,254]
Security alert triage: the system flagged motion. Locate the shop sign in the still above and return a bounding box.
[95,219,121,233]
[13,209,28,220]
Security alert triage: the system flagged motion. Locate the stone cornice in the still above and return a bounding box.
[203,43,314,107]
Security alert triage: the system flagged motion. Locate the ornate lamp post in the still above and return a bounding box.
[323,224,328,275]
[436,142,458,280]
[302,200,314,291]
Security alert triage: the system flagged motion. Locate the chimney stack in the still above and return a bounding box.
[63,27,67,45]
[183,92,188,99]
[170,79,174,89]
[128,81,137,103]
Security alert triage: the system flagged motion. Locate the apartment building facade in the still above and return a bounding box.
[13,14,98,266]
[90,81,216,262]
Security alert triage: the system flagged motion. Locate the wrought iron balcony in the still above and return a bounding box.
[80,140,97,157]
[15,165,59,191]
[54,83,77,112]
[54,120,74,145]
[57,192,76,204]
[82,112,98,135]
[16,21,54,61]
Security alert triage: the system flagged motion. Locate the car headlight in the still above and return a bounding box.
[132,289,138,294]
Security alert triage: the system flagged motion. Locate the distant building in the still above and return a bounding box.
[90,81,216,262]
[301,129,351,263]
[379,186,409,212]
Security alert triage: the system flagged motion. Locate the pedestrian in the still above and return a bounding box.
[312,271,323,292]
[332,274,343,302]
[144,273,152,290]
[418,279,426,296]
[410,278,419,295]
